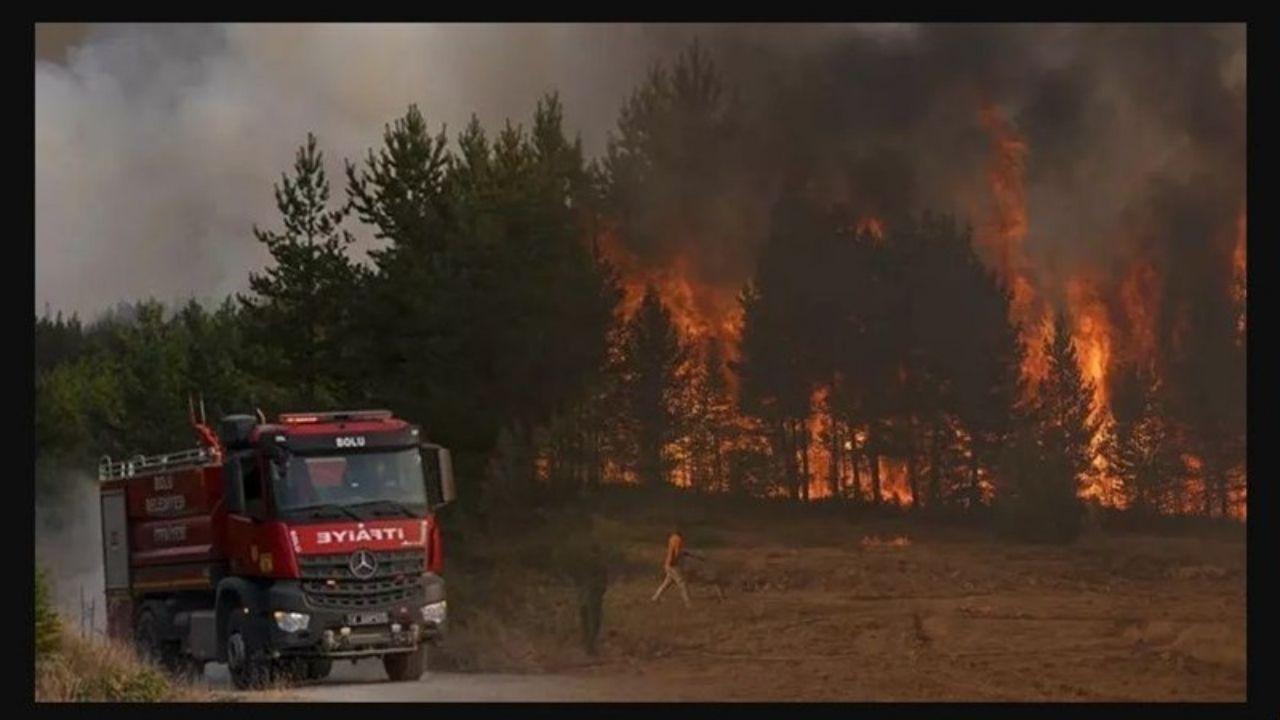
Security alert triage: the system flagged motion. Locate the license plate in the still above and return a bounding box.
[347,611,389,626]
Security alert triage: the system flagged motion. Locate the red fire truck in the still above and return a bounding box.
[98,409,455,689]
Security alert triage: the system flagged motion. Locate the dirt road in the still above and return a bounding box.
[205,662,667,702]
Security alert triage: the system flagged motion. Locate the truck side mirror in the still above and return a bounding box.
[421,444,456,509]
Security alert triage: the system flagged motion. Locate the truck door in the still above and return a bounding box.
[224,452,272,577]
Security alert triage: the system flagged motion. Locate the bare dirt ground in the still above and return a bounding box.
[224,508,1247,702]
[576,517,1246,701]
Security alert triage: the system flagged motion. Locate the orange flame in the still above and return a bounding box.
[596,226,742,352]
[807,386,833,500]
[877,456,914,506]
[1065,276,1112,420]
[1120,259,1161,368]
[1066,276,1121,505]
[856,216,886,241]
[596,224,746,491]
[977,103,1053,389]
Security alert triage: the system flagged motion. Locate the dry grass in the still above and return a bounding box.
[441,493,1245,701]
[35,626,229,702]
[432,560,592,673]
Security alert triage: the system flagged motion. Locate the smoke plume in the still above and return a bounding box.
[36,23,1245,347]
[35,470,104,631]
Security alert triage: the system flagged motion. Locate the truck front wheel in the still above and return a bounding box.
[382,646,426,682]
[225,610,272,690]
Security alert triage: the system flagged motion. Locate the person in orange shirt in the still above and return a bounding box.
[651,523,696,607]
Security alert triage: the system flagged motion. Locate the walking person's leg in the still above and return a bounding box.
[652,571,673,602]
[672,567,691,608]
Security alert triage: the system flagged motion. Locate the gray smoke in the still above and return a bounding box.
[35,470,105,631]
[598,23,1245,372]
[36,23,1245,343]
[35,23,699,317]
[719,24,1244,286]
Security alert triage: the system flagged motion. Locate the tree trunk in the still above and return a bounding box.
[868,435,882,506]
[1215,463,1229,519]
[928,418,942,508]
[1202,461,1214,517]
[712,429,725,493]
[849,428,862,502]
[829,418,842,500]
[798,419,811,503]
[779,420,798,501]
[968,449,981,509]
[906,417,919,510]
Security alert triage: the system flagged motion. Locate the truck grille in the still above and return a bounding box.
[298,550,425,610]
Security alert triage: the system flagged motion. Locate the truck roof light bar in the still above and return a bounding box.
[279,410,394,424]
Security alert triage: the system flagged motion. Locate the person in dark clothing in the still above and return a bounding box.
[572,543,608,656]
[553,501,609,657]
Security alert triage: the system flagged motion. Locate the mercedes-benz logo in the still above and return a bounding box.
[349,549,378,579]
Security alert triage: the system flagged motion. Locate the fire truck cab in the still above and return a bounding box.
[98,409,455,689]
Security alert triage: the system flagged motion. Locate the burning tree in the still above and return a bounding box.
[35,31,1246,528]
[679,341,735,493]
[618,286,690,487]
[735,188,837,501]
[997,313,1096,542]
[1108,362,1181,514]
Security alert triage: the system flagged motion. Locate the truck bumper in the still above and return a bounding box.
[262,574,446,658]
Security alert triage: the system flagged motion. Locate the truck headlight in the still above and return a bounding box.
[421,601,446,624]
[273,610,310,633]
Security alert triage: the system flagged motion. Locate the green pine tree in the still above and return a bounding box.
[240,133,363,410]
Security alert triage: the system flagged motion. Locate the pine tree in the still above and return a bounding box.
[684,341,734,492]
[620,285,689,486]
[346,106,461,439]
[997,312,1095,542]
[239,133,362,409]
[735,188,832,501]
[1110,363,1180,514]
[1035,313,1100,489]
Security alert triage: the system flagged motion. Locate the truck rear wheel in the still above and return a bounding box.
[225,609,272,690]
[133,609,166,666]
[135,607,191,675]
[382,646,426,682]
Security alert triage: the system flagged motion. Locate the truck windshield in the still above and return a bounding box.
[274,448,427,519]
